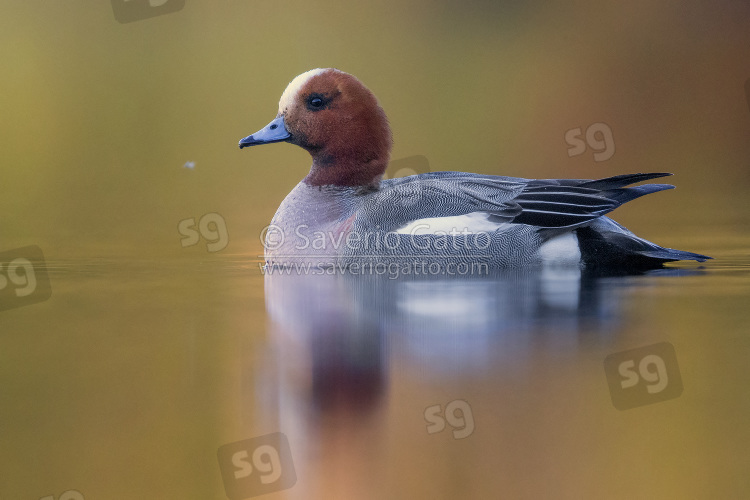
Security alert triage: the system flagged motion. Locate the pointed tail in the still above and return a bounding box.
[576,218,711,270]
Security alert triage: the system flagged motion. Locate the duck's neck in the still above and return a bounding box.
[303,150,389,188]
[303,156,386,188]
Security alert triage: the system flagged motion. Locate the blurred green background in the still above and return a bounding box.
[1,0,747,260]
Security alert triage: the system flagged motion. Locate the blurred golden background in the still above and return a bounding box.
[1,0,748,259]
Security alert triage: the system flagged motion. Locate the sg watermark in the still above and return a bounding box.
[383,155,431,208]
[40,490,84,500]
[0,246,51,313]
[111,0,185,23]
[565,122,615,162]
[383,155,431,179]
[424,399,475,439]
[604,342,683,410]
[217,432,297,499]
[178,212,229,252]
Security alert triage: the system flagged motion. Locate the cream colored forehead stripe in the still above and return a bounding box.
[278,68,328,114]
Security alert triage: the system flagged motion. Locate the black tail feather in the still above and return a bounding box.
[603,183,674,205]
[576,224,711,270]
[579,172,673,190]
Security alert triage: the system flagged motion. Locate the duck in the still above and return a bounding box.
[239,68,710,272]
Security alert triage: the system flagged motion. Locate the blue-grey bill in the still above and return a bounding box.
[239,115,291,149]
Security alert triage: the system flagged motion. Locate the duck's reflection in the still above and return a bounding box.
[264,269,387,416]
[307,309,385,414]
[266,267,623,370]
[259,265,646,498]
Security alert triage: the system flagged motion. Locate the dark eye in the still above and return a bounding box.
[306,94,327,111]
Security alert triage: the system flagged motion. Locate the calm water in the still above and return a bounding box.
[2,233,749,499]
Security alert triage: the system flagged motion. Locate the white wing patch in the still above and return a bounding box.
[392,212,582,266]
[538,233,581,266]
[393,212,508,235]
[278,68,328,114]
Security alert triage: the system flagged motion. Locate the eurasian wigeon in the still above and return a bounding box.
[239,68,710,271]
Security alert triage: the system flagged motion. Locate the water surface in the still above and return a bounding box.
[2,239,749,499]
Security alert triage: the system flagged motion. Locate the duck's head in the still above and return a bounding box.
[239,68,393,188]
